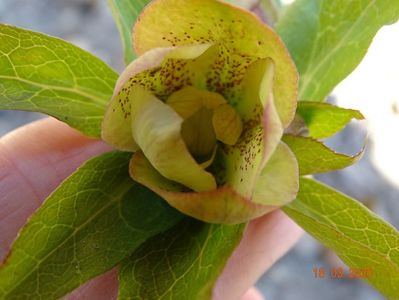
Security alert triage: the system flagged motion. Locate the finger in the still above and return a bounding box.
[240,287,265,300]
[64,268,118,300]
[0,118,110,258]
[213,209,303,300]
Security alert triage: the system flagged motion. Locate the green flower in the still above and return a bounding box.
[102,0,299,224]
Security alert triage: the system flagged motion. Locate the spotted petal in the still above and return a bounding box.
[101,43,217,151]
[253,142,299,207]
[134,0,298,126]
[222,58,283,197]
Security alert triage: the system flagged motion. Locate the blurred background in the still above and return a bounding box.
[0,0,398,299]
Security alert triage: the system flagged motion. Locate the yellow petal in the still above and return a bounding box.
[212,103,243,145]
[166,86,226,119]
[167,85,242,156]
[253,142,299,206]
[181,106,216,158]
[130,86,216,192]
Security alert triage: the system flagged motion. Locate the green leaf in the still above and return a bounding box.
[119,219,245,299]
[276,0,399,101]
[297,101,364,139]
[107,0,151,64]
[0,151,182,300]
[0,24,118,137]
[283,178,399,299]
[282,135,362,175]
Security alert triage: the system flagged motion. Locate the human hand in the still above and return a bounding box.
[0,118,303,300]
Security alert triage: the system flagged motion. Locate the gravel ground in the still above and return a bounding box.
[1,1,395,299]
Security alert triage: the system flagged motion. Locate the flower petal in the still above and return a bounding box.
[102,47,175,151]
[181,106,216,158]
[130,86,216,192]
[199,146,217,169]
[129,151,275,224]
[167,86,243,147]
[101,44,217,151]
[132,43,219,99]
[134,0,298,126]
[222,59,283,198]
[253,142,299,206]
[166,86,226,119]
[235,58,275,121]
[212,103,243,145]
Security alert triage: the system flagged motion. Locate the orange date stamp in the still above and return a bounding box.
[312,266,373,280]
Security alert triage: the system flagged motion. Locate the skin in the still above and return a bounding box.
[0,118,303,300]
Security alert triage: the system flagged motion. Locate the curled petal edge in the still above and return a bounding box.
[129,141,298,224]
[101,43,214,151]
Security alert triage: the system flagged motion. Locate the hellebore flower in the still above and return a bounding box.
[102,0,299,224]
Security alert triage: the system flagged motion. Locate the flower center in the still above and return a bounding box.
[181,106,216,161]
[167,86,243,165]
